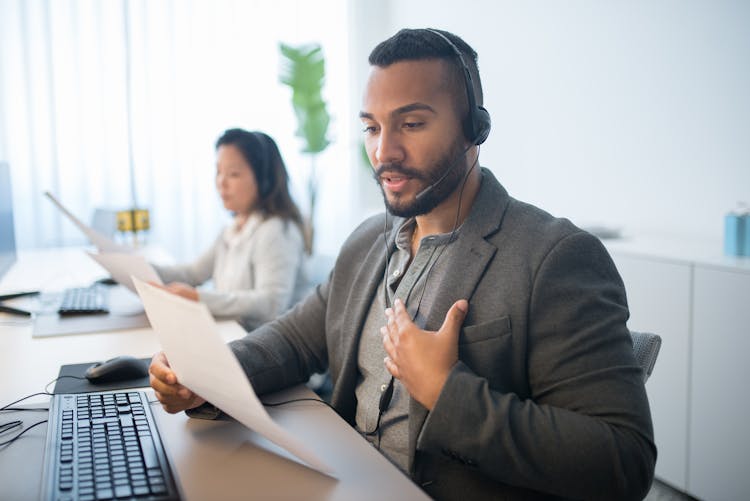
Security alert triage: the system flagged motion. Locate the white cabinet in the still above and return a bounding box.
[689,266,750,501]
[605,236,750,499]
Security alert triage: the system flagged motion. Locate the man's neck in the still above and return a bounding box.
[413,165,481,241]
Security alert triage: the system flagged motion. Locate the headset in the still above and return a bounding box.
[425,28,491,146]
[414,29,490,202]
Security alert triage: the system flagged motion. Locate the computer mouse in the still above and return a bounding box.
[85,355,149,384]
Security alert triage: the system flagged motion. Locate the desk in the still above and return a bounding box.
[0,248,428,500]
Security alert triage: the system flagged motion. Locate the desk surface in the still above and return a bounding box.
[0,248,428,500]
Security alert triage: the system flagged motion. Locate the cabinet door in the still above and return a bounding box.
[689,266,750,501]
[610,253,691,491]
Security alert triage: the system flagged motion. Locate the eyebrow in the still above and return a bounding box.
[359,102,437,120]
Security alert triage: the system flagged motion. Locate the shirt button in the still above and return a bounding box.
[392,269,401,278]
[380,384,388,392]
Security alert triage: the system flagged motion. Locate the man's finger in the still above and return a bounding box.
[439,299,469,339]
[382,328,397,361]
[384,356,400,379]
[392,298,415,328]
[150,351,176,384]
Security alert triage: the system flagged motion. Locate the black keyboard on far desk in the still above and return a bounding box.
[41,391,180,500]
[58,285,109,316]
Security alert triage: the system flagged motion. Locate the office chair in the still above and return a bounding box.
[630,330,662,383]
[306,253,335,287]
[91,208,119,238]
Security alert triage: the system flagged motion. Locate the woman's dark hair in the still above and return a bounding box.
[215,128,310,253]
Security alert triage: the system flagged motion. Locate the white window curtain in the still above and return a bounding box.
[0,0,353,260]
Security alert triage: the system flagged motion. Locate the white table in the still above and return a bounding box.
[0,247,428,500]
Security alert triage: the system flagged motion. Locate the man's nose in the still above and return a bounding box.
[375,129,405,166]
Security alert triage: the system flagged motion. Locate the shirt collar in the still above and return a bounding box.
[222,212,263,245]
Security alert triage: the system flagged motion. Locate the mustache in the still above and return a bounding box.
[372,163,428,182]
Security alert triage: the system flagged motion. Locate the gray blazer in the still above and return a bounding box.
[230,168,656,500]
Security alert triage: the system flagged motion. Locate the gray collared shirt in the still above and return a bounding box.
[355,217,461,473]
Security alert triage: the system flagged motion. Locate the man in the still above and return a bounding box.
[151,28,656,500]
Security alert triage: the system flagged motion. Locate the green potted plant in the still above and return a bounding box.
[279,42,331,252]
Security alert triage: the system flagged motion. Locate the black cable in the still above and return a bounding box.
[0,374,85,413]
[1,407,48,412]
[0,374,107,449]
[0,420,48,447]
[144,397,337,413]
[0,420,22,434]
[44,375,87,395]
[0,392,51,412]
[261,397,337,412]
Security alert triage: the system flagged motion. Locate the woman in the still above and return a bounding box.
[154,128,309,330]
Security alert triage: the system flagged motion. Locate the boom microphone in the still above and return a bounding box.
[414,144,474,201]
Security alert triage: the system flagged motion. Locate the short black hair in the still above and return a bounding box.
[368,28,483,108]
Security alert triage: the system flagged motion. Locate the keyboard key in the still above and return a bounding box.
[114,485,132,498]
[132,486,150,496]
[139,436,159,469]
[151,483,168,494]
[96,487,114,500]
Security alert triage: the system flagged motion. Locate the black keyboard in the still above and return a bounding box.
[41,391,180,500]
[58,285,109,316]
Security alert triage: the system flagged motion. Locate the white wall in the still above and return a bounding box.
[350,0,750,243]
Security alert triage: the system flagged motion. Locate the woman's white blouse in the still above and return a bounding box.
[153,213,308,330]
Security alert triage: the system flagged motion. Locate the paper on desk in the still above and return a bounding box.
[87,252,162,294]
[44,191,133,253]
[132,278,334,476]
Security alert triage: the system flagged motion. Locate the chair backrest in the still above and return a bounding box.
[91,208,119,238]
[630,330,662,382]
[305,253,335,287]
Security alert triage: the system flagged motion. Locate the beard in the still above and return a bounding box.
[373,138,467,218]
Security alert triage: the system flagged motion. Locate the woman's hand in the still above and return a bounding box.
[162,282,199,302]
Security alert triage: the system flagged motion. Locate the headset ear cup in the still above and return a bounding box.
[254,132,274,198]
[261,167,273,198]
[424,29,490,145]
[473,106,491,145]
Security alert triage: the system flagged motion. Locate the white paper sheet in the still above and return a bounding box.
[133,278,334,476]
[87,252,162,294]
[44,191,133,253]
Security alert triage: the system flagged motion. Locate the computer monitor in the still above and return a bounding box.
[0,161,17,281]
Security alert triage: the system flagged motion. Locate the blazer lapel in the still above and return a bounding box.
[407,236,498,470]
[407,168,510,469]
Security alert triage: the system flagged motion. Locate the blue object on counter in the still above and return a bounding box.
[724,212,745,256]
[743,213,750,257]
